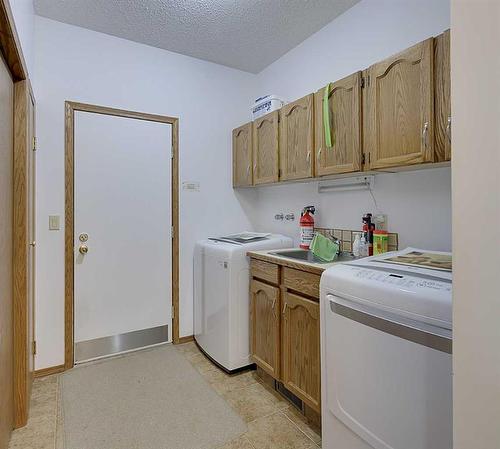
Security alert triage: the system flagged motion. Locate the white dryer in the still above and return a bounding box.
[194,233,292,372]
[320,248,453,449]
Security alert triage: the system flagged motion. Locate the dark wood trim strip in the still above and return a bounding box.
[64,102,75,370]
[0,0,27,80]
[65,102,180,368]
[176,335,194,344]
[34,364,65,379]
[13,79,30,428]
[171,118,180,344]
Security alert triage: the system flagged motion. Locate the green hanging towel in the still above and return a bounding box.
[323,83,334,149]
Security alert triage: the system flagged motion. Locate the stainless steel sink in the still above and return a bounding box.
[270,249,359,264]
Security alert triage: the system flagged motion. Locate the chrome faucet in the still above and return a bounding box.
[324,230,342,255]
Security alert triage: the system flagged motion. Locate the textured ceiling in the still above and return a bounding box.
[33,0,360,73]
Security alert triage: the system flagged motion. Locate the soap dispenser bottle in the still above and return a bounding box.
[353,233,362,257]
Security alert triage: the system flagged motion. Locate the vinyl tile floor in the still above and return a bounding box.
[8,342,321,449]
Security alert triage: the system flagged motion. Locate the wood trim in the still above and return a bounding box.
[13,79,35,428]
[0,0,28,80]
[171,118,180,344]
[177,335,194,344]
[33,364,65,379]
[64,101,180,369]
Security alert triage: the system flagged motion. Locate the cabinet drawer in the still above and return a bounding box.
[283,267,320,299]
[251,258,279,284]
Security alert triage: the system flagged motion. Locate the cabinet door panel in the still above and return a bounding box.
[365,38,434,169]
[434,30,451,161]
[232,122,253,187]
[253,111,279,185]
[250,279,280,378]
[315,72,362,176]
[282,292,320,412]
[280,94,314,181]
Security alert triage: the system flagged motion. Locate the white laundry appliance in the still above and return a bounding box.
[194,232,293,372]
[320,248,452,449]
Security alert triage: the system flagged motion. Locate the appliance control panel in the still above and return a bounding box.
[352,268,451,292]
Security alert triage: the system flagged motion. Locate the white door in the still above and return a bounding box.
[74,111,172,363]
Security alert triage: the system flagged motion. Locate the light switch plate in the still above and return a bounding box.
[49,215,60,230]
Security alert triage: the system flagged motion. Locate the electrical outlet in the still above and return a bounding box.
[374,214,387,230]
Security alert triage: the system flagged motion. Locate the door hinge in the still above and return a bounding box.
[32,340,37,355]
[32,136,37,151]
[171,225,175,240]
[171,144,174,160]
[361,76,370,88]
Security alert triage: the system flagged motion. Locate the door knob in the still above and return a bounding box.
[79,244,89,255]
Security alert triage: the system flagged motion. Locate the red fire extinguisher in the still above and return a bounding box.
[300,206,315,249]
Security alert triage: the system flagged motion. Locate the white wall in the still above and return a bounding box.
[9,0,35,77]
[451,1,500,447]
[249,0,452,251]
[33,17,257,369]
[32,0,453,369]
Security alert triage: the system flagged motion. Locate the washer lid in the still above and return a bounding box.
[209,232,272,245]
[321,249,452,331]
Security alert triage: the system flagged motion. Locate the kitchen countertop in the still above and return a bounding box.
[247,248,351,275]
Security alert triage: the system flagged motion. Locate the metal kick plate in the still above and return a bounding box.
[74,325,169,363]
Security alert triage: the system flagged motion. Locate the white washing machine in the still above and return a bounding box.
[194,232,293,372]
[320,248,453,449]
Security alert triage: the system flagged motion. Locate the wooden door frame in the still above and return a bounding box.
[1,0,33,436]
[13,78,36,428]
[64,101,180,370]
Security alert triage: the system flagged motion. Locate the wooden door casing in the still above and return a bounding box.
[250,279,280,378]
[434,30,451,162]
[314,72,363,176]
[13,79,36,428]
[282,291,320,412]
[279,94,314,181]
[365,38,434,170]
[232,122,253,187]
[253,110,279,184]
[0,51,14,449]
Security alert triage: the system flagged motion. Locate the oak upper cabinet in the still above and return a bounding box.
[279,94,315,181]
[434,30,451,161]
[281,291,321,412]
[364,38,435,170]
[253,110,279,185]
[232,122,253,187]
[250,279,281,378]
[314,72,363,176]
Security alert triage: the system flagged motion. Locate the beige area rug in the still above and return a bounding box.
[60,345,247,449]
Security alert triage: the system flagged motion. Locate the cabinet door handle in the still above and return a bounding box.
[422,122,429,149]
[446,116,451,143]
[247,165,251,177]
[282,303,288,315]
[271,297,277,318]
[306,150,311,165]
[253,163,257,174]
[317,147,322,161]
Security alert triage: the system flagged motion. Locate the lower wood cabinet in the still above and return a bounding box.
[250,279,280,378]
[282,291,321,412]
[250,258,321,413]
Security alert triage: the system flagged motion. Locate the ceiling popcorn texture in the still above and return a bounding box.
[33,0,360,73]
